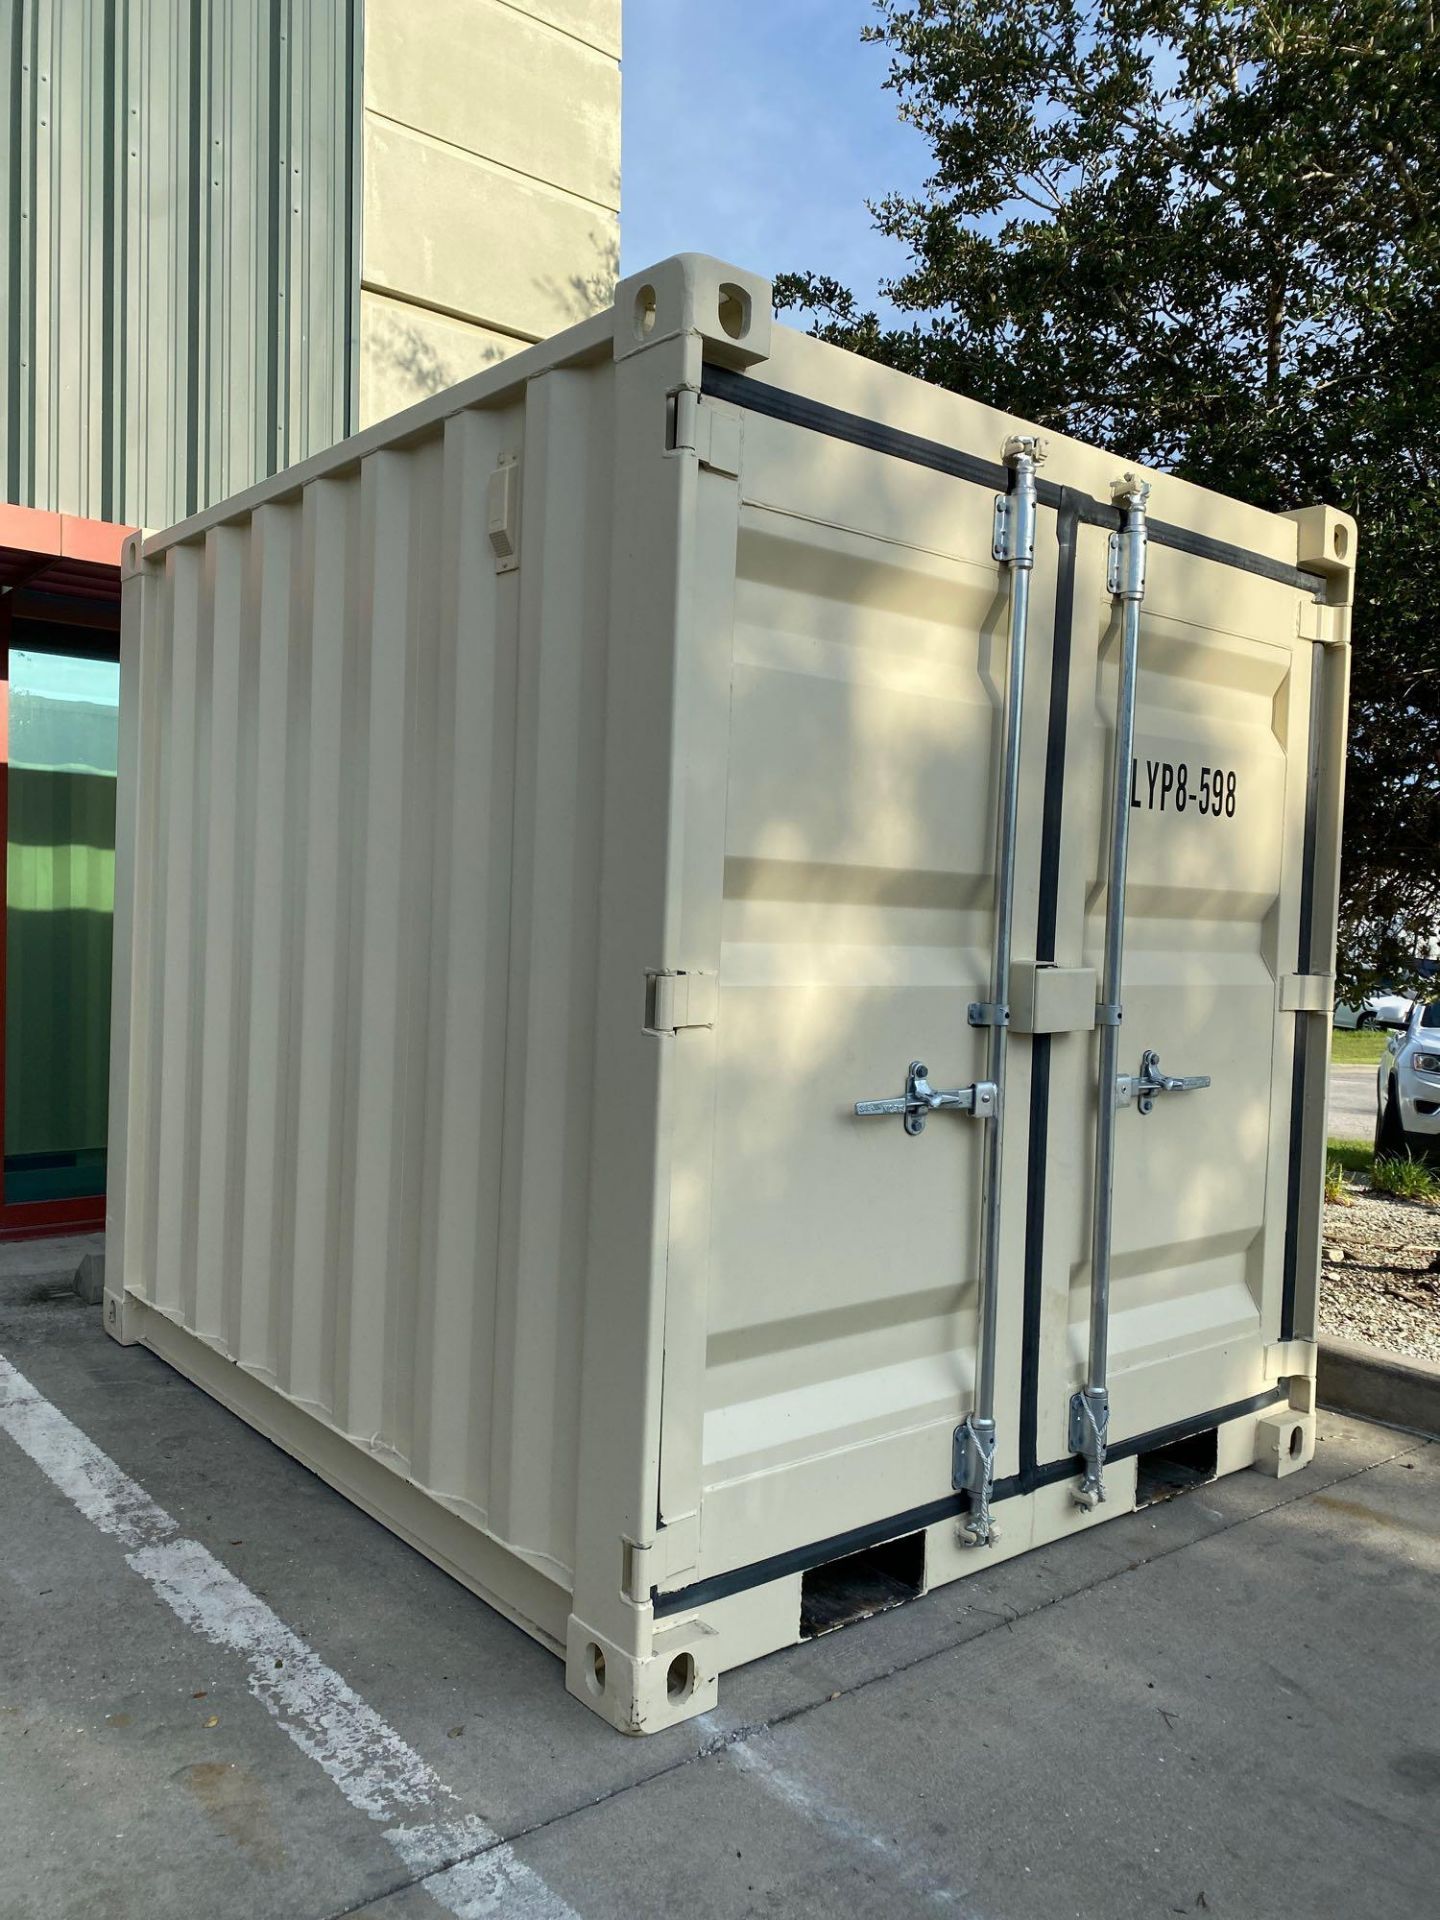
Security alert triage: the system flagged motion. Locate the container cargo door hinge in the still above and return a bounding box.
[645,970,718,1035]
[622,1512,699,1600]
[666,389,742,477]
[487,453,521,573]
[622,1537,655,1603]
[1296,594,1348,646]
[1279,972,1335,1013]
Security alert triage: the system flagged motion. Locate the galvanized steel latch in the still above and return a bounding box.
[854,1061,998,1137]
[1116,1048,1211,1116]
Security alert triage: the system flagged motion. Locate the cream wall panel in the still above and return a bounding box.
[511,0,621,56]
[366,0,620,210]
[359,292,528,427]
[362,118,619,345]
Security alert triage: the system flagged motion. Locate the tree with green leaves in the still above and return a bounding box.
[777,0,1440,996]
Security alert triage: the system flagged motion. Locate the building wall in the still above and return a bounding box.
[358,0,621,425]
[2,0,358,529]
[2,0,622,521]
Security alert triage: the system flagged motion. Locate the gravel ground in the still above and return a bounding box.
[1320,1183,1440,1361]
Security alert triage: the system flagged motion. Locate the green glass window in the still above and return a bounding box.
[5,646,120,1206]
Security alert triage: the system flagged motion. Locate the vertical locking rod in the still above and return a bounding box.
[1072,472,1150,1508]
[955,433,1044,1545]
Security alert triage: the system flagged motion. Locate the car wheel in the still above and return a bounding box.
[1376,1088,1408,1158]
[1357,1011,1376,1030]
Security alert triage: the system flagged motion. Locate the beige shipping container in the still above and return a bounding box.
[105,254,1354,1733]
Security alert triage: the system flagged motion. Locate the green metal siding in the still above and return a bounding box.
[1,0,359,528]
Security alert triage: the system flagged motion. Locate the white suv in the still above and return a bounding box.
[1336,988,1416,1030]
[1376,1001,1440,1158]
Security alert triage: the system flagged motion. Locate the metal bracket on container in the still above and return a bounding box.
[991,436,1046,564]
[1068,1384,1110,1509]
[855,1061,998,1137]
[1107,530,1148,598]
[645,970,718,1035]
[487,454,521,573]
[1279,972,1335,1014]
[952,1413,999,1546]
[990,495,1029,560]
[968,1001,1008,1029]
[1116,1048,1211,1116]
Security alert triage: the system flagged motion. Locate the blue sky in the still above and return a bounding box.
[619,0,932,310]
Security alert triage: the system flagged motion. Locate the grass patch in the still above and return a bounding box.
[1327,1138,1373,1175]
[1371,1153,1440,1203]
[1324,1155,1354,1205]
[1330,1026,1391,1065]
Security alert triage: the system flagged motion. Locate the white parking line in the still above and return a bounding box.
[699,1714,973,1916]
[0,1352,576,1919]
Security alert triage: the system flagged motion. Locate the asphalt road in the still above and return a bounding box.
[1330,1061,1379,1143]
[3,1235,1438,1920]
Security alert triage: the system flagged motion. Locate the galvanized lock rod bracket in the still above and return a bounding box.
[1071,471,1151,1514]
[855,1061,998,1137]
[955,433,1046,1547]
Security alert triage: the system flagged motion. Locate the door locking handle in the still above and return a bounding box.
[1115,1047,1211,1116]
[855,1060,999,1136]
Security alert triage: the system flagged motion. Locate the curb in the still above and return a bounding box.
[1317,1335,1440,1440]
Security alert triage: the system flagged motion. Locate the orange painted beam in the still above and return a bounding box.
[0,502,135,569]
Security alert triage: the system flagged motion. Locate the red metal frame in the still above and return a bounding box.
[0,508,132,1239]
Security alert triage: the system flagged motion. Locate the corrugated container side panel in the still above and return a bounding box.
[130,561,168,1305]
[285,474,356,1414]
[409,414,485,1503]
[106,550,143,1288]
[235,501,302,1375]
[409,406,523,1517]
[119,366,618,1582]
[183,539,218,1331]
[196,525,257,1352]
[541,371,615,1570]
[334,444,442,1448]
[150,544,208,1320]
[192,528,237,1339]
[378,445,446,1470]
[330,456,385,1441]
[487,369,608,1564]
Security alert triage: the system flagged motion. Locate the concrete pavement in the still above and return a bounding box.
[2,1244,1437,1920]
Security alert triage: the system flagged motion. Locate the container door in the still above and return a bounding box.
[656,406,1042,1586]
[1037,539,1317,1460]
